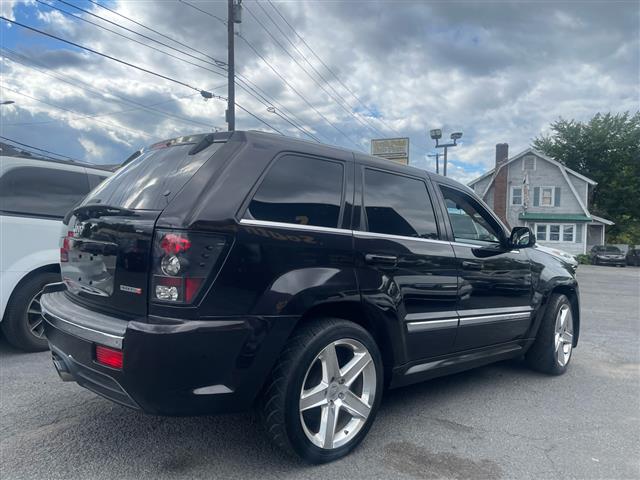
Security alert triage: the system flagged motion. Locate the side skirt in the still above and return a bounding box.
[389,340,533,389]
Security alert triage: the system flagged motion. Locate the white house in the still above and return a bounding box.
[468,144,613,255]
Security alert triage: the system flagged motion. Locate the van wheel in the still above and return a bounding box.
[1,272,59,352]
[260,318,383,463]
[525,294,574,375]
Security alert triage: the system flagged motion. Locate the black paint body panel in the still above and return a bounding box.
[42,131,580,416]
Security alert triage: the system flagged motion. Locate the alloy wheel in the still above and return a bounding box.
[25,289,46,339]
[554,304,573,367]
[299,338,376,450]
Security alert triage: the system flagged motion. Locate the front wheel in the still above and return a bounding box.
[260,318,383,463]
[525,294,574,375]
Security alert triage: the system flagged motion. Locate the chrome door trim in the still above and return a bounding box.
[458,312,531,327]
[406,318,459,333]
[239,218,352,235]
[354,230,452,246]
[458,306,533,317]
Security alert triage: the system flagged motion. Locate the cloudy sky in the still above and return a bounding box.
[1,0,638,183]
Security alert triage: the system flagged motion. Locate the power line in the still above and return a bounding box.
[0,135,82,162]
[250,2,386,139]
[34,0,227,82]
[266,0,404,138]
[56,0,227,69]
[177,0,227,25]
[2,48,225,129]
[87,0,226,67]
[176,0,359,148]
[266,0,432,156]
[1,84,154,138]
[58,0,315,140]
[171,0,325,142]
[0,16,209,95]
[242,5,364,148]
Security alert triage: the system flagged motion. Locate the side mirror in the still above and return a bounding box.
[509,226,535,249]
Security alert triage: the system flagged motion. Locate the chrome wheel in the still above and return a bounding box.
[299,338,376,450]
[554,304,573,367]
[25,289,46,339]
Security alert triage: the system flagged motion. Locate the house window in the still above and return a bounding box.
[541,187,554,206]
[511,186,523,205]
[523,155,536,171]
[563,225,574,242]
[536,224,547,241]
[535,224,576,243]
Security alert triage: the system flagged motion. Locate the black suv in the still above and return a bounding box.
[41,131,580,463]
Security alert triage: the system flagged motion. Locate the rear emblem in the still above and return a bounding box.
[73,221,86,237]
[120,285,142,295]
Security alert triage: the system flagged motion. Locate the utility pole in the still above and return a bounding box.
[427,152,441,174]
[227,0,242,131]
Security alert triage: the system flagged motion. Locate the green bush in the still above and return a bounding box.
[576,254,591,265]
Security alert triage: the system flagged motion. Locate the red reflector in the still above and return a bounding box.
[185,277,203,303]
[160,233,191,255]
[95,345,123,369]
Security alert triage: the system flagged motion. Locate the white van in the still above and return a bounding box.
[0,155,112,351]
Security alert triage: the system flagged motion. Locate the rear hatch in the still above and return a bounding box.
[61,134,225,317]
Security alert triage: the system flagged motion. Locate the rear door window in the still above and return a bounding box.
[84,142,222,210]
[363,168,439,239]
[245,154,344,228]
[0,166,90,218]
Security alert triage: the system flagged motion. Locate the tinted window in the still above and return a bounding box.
[0,166,90,218]
[440,185,502,245]
[84,142,222,210]
[245,155,344,228]
[363,169,438,239]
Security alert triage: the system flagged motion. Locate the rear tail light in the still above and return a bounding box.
[95,345,123,369]
[151,229,227,304]
[59,231,74,263]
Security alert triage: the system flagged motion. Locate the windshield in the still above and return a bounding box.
[83,141,222,210]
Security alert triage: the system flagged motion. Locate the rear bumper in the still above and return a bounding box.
[41,287,297,415]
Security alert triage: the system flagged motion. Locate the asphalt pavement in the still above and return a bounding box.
[1,265,639,479]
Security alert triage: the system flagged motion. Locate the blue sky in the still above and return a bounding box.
[1,0,637,184]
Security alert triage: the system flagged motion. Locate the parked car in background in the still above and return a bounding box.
[626,247,640,266]
[0,156,111,351]
[589,245,627,267]
[41,131,580,463]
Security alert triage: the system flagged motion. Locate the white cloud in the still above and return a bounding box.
[1,0,637,188]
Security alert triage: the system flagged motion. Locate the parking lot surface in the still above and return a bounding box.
[1,265,638,479]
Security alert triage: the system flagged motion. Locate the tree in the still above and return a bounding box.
[533,112,640,244]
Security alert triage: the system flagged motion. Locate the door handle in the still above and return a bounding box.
[365,254,398,266]
[462,260,483,271]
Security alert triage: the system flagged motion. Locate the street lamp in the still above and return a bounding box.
[429,129,463,176]
[0,100,15,105]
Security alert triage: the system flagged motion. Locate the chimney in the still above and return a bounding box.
[493,143,509,226]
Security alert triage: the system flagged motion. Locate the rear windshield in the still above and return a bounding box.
[82,141,223,210]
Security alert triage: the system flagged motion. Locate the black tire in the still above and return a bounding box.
[1,271,59,352]
[525,294,574,375]
[260,318,383,463]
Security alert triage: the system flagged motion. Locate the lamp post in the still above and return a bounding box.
[429,129,462,177]
[427,152,441,174]
[0,100,15,105]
